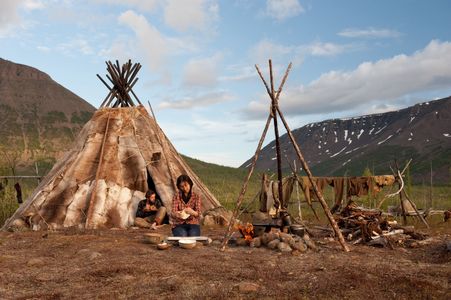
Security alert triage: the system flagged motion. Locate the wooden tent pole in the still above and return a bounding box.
[148,102,178,191]
[268,60,284,210]
[276,106,350,252]
[402,189,429,228]
[85,112,111,228]
[220,114,273,251]
[293,160,303,221]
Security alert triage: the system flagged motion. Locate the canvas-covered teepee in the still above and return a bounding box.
[2,60,227,230]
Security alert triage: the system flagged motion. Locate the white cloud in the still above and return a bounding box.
[182,53,222,87]
[0,0,22,37]
[163,0,219,32]
[98,37,133,61]
[117,10,172,73]
[244,40,451,118]
[265,0,304,21]
[23,0,45,11]
[250,39,357,68]
[0,0,45,38]
[94,0,161,12]
[338,27,401,39]
[305,41,349,57]
[57,37,94,55]
[158,90,234,109]
[36,45,50,52]
[250,39,293,66]
[219,64,256,82]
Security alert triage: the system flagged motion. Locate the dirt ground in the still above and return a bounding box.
[0,225,450,300]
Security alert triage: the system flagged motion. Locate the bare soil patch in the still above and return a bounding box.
[0,226,449,299]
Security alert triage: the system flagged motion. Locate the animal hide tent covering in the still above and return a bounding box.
[2,106,226,230]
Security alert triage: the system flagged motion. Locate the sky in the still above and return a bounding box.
[1,0,451,167]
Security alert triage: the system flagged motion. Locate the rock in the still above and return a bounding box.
[36,273,53,282]
[267,232,279,243]
[202,215,216,227]
[8,218,29,232]
[203,207,233,226]
[27,258,45,267]
[279,232,295,244]
[89,252,102,260]
[290,240,307,252]
[267,239,280,250]
[122,274,135,281]
[303,233,317,251]
[277,242,292,252]
[238,282,260,293]
[260,233,269,245]
[250,237,262,248]
[77,249,91,256]
[211,240,222,246]
[236,238,248,247]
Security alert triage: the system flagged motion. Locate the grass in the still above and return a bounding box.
[0,183,27,226]
[1,157,450,227]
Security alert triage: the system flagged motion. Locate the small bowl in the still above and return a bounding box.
[157,242,171,250]
[144,233,164,244]
[179,239,197,249]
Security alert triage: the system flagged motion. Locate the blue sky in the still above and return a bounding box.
[1,0,451,167]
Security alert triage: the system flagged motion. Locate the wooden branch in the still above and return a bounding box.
[96,74,113,91]
[274,63,292,101]
[400,158,412,176]
[276,106,350,252]
[221,114,273,251]
[386,169,404,198]
[268,60,284,210]
[255,64,273,100]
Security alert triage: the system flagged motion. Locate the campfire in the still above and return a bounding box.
[236,223,254,242]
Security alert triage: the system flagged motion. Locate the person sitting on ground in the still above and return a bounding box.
[170,174,201,237]
[135,190,167,229]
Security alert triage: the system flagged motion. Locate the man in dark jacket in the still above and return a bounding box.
[135,190,167,229]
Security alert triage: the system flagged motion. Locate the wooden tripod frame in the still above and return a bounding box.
[221,60,350,252]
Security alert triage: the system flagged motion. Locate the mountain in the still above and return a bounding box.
[241,97,451,184]
[0,58,95,173]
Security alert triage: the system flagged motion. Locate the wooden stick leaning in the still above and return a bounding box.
[221,62,292,250]
[394,161,429,228]
[276,106,350,252]
[147,101,178,191]
[269,60,284,210]
[220,114,273,251]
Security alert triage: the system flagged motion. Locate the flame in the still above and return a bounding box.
[236,223,254,241]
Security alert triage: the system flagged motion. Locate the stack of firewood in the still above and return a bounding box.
[336,201,427,247]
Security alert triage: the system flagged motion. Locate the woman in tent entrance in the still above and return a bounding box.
[171,175,201,236]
